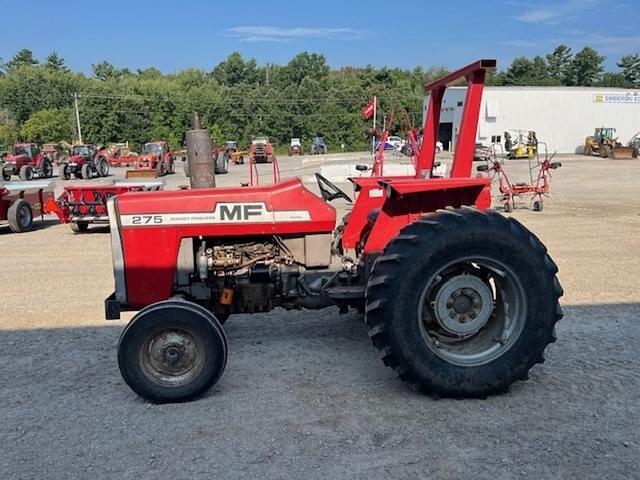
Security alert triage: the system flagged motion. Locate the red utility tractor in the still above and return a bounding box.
[136,141,175,176]
[1,181,54,232]
[45,180,163,233]
[2,143,54,181]
[249,137,274,163]
[60,144,110,180]
[104,60,563,404]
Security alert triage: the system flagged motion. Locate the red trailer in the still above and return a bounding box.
[0,181,54,232]
[45,180,164,233]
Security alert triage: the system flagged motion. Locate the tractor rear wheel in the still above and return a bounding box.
[7,199,33,233]
[2,170,10,181]
[215,152,229,174]
[365,207,563,398]
[40,159,53,178]
[60,165,71,180]
[96,158,109,177]
[19,165,33,181]
[118,299,228,403]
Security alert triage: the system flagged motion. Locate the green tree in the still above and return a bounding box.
[21,108,74,142]
[569,47,605,86]
[281,52,329,85]
[6,49,38,71]
[212,52,258,86]
[91,61,122,81]
[617,54,640,88]
[546,45,573,84]
[44,52,69,72]
[599,72,630,88]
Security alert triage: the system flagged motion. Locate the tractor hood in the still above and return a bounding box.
[3,153,27,164]
[68,154,87,163]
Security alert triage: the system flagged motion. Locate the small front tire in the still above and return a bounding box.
[118,300,228,403]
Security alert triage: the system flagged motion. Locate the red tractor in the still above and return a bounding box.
[104,143,139,168]
[136,141,175,176]
[2,143,54,181]
[249,136,274,163]
[104,60,563,403]
[60,144,110,180]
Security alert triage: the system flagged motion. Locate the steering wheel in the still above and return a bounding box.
[315,173,352,203]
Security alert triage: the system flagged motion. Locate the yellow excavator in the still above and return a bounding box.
[583,127,636,159]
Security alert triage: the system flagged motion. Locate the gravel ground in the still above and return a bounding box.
[1,152,639,479]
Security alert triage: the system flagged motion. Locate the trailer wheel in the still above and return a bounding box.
[70,222,89,233]
[532,199,543,212]
[118,300,228,403]
[19,165,33,181]
[81,164,91,180]
[365,207,563,398]
[7,199,33,233]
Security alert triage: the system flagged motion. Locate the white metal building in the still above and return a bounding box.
[428,86,640,153]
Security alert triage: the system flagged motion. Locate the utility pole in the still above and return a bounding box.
[73,92,83,144]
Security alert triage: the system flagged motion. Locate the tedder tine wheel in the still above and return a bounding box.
[365,207,563,398]
[117,300,227,403]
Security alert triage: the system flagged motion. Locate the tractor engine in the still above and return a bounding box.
[177,236,349,319]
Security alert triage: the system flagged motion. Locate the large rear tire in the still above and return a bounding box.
[7,199,33,233]
[118,300,228,403]
[215,152,229,174]
[96,158,109,177]
[40,159,53,178]
[365,207,563,398]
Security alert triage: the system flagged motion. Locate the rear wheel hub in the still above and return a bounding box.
[434,275,493,335]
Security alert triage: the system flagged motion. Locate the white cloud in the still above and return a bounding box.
[222,26,366,43]
[512,0,598,25]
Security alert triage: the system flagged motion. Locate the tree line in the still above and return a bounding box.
[0,46,638,152]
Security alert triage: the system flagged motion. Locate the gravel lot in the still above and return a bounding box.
[1,152,639,479]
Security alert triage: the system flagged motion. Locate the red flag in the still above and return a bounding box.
[361,99,375,120]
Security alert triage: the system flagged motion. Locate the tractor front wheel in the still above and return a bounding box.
[118,300,228,403]
[19,165,33,181]
[365,207,563,398]
[80,164,91,180]
[7,199,34,233]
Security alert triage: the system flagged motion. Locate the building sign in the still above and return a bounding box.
[593,92,640,104]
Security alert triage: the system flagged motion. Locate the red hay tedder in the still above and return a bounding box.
[105,60,563,404]
[45,180,163,233]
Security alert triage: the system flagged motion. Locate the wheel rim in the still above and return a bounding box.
[417,256,527,367]
[19,205,32,228]
[139,328,206,387]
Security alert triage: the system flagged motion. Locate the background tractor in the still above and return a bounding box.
[311,136,327,155]
[2,143,54,181]
[60,144,110,180]
[583,127,635,159]
[249,137,274,163]
[289,138,303,156]
[104,59,563,405]
[136,141,175,176]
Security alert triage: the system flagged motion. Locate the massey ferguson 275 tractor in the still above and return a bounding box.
[106,60,563,403]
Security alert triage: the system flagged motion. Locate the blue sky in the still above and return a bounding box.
[0,0,637,73]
